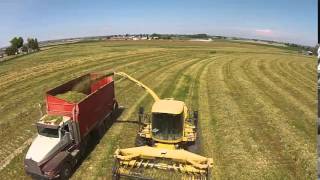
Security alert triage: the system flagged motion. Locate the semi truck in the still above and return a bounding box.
[24,73,118,179]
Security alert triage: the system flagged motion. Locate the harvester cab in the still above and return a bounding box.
[138,99,197,148]
[112,72,213,179]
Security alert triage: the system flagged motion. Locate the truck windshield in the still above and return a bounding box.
[37,126,59,138]
[152,113,183,141]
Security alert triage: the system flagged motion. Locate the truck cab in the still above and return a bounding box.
[26,116,73,165]
[25,116,76,179]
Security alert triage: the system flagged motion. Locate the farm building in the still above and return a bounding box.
[307,51,313,55]
[0,50,5,58]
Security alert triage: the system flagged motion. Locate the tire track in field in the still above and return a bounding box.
[234,58,315,179]
[197,59,223,179]
[0,52,190,171]
[269,56,314,92]
[182,56,222,108]
[302,61,315,74]
[279,59,314,86]
[287,59,315,80]
[275,60,314,90]
[222,58,296,178]
[71,53,205,178]
[197,57,269,179]
[258,58,314,108]
[221,58,280,178]
[247,61,315,137]
[297,61,315,75]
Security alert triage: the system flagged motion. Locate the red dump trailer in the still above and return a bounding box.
[25,73,118,179]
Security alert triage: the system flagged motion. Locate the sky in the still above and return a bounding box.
[0,0,317,47]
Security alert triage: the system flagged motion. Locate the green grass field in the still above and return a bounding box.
[0,40,316,179]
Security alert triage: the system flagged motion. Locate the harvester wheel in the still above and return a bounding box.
[187,136,200,153]
[135,136,147,146]
[112,160,120,180]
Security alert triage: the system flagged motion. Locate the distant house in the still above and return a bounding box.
[110,35,130,40]
[18,47,23,54]
[0,50,5,59]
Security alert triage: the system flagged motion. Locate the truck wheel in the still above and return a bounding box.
[111,101,119,120]
[60,163,72,179]
[98,123,106,138]
[80,137,88,158]
[113,101,119,112]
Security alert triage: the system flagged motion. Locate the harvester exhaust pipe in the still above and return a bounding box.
[138,107,144,131]
[194,110,198,129]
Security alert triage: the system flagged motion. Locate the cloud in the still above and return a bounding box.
[255,29,273,36]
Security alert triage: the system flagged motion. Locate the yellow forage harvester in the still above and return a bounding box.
[112,72,213,180]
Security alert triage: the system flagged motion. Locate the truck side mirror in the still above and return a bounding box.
[65,132,71,138]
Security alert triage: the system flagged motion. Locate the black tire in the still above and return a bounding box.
[187,137,199,153]
[112,160,120,180]
[113,101,119,111]
[98,123,106,138]
[80,137,88,158]
[60,163,72,180]
[111,101,119,121]
[135,136,146,146]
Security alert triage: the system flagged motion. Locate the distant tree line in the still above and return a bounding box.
[5,37,39,56]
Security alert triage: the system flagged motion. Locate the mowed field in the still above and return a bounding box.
[0,40,316,179]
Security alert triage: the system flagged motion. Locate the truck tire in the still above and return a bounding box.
[80,137,88,158]
[98,122,106,139]
[111,101,119,120]
[60,163,72,179]
[113,101,119,112]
